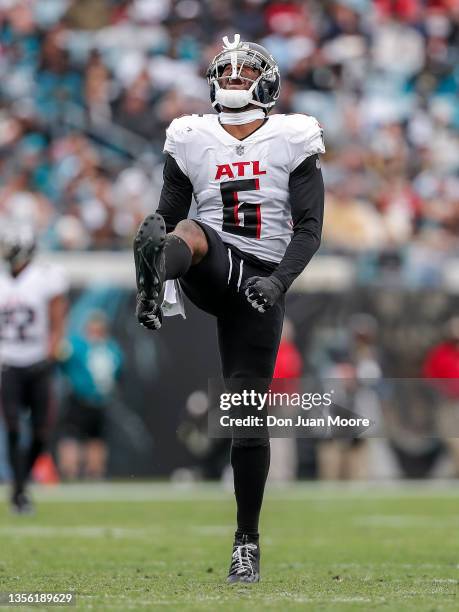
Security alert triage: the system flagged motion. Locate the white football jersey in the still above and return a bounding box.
[0,262,68,367]
[164,113,325,263]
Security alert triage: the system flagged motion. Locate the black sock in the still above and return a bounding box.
[8,430,24,495]
[164,235,192,280]
[231,441,270,542]
[25,434,45,481]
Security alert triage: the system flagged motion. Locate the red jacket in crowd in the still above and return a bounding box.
[422,341,459,398]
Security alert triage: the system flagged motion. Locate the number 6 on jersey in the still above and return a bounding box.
[220,178,262,239]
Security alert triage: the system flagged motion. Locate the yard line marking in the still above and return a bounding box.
[2,481,459,504]
[354,515,459,528]
[0,525,240,539]
[0,526,152,538]
[190,525,233,535]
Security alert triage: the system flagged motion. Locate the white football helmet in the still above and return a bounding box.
[207,34,281,113]
[1,223,36,269]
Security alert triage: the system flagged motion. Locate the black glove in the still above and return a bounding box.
[136,293,163,331]
[243,275,285,313]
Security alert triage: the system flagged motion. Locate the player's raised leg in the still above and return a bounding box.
[133,216,208,330]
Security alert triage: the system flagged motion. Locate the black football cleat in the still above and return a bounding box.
[133,213,167,330]
[227,535,260,584]
[10,491,35,515]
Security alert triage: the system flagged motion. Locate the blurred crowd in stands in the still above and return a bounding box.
[0,0,458,258]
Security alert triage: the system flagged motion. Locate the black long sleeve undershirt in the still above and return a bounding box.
[271,154,324,290]
[156,153,324,290]
[157,154,193,232]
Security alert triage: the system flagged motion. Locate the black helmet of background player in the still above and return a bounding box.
[1,225,36,273]
[206,34,280,114]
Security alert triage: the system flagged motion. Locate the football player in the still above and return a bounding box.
[133,34,325,582]
[0,226,68,513]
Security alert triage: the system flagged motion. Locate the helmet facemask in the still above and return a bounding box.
[207,35,280,113]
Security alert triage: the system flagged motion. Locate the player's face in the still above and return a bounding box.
[2,247,33,275]
[221,63,260,90]
[10,258,31,275]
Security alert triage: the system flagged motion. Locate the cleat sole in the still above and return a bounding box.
[133,213,167,331]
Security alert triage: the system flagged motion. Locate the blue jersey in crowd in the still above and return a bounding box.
[60,335,123,405]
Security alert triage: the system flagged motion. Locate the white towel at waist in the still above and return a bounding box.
[162,279,186,318]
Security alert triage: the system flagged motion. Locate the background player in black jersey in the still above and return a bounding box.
[133,35,325,583]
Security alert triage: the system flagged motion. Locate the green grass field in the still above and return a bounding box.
[0,482,458,611]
